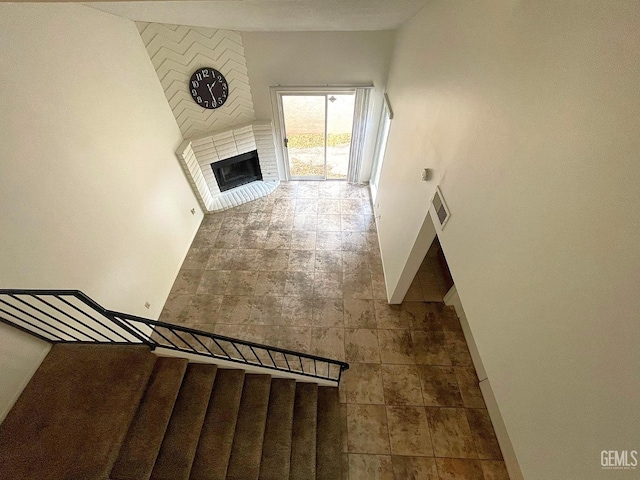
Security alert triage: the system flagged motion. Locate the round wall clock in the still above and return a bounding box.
[189,67,229,109]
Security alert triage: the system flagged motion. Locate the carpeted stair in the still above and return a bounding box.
[0,344,342,480]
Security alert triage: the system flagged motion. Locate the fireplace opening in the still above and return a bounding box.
[211,150,263,192]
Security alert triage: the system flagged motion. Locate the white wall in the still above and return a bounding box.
[242,31,395,181]
[0,4,203,418]
[377,1,640,479]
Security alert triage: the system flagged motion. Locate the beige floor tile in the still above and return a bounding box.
[435,458,484,480]
[196,270,231,295]
[287,250,315,272]
[313,297,344,327]
[426,408,477,459]
[315,250,343,272]
[343,272,373,299]
[373,301,412,329]
[184,294,224,324]
[248,296,283,325]
[316,231,343,250]
[284,271,314,297]
[466,409,503,460]
[411,330,451,366]
[224,270,258,295]
[159,294,193,323]
[281,296,314,327]
[253,271,287,297]
[181,246,212,270]
[170,269,204,295]
[292,213,317,231]
[391,456,439,480]
[343,364,385,405]
[345,329,380,363]
[445,330,474,366]
[455,367,486,408]
[291,230,316,250]
[480,460,510,480]
[217,295,252,324]
[417,366,463,407]
[239,229,268,249]
[343,299,377,328]
[311,327,345,361]
[317,198,341,214]
[378,330,415,364]
[342,232,367,251]
[314,271,344,298]
[381,365,424,406]
[348,454,394,480]
[317,214,343,231]
[347,404,390,454]
[405,303,443,331]
[386,406,433,456]
[341,214,365,232]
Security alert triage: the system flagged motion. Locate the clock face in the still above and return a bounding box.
[189,67,229,109]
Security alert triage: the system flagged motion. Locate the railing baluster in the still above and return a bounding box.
[113,316,154,345]
[248,345,262,365]
[283,353,291,371]
[232,342,247,362]
[190,333,215,356]
[0,298,81,341]
[171,328,198,353]
[8,295,99,342]
[33,295,111,342]
[212,338,231,359]
[57,297,132,342]
[0,307,65,341]
[266,349,276,368]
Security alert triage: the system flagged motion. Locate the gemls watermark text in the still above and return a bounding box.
[601,450,638,470]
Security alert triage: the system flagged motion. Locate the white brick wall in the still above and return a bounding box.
[176,122,280,211]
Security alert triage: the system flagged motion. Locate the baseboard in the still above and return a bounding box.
[444,285,524,480]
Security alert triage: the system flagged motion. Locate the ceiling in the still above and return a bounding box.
[87,0,430,31]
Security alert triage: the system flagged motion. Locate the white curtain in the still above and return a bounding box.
[347,88,372,184]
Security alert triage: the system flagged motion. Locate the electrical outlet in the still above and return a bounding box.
[144,302,151,309]
[190,208,196,215]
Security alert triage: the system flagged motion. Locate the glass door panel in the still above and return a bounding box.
[281,95,326,178]
[326,94,355,180]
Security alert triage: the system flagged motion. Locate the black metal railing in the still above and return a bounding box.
[0,289,349,384]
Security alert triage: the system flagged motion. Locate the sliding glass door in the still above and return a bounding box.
[279,92,355,180]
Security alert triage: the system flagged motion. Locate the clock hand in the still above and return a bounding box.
[207,81,217,101]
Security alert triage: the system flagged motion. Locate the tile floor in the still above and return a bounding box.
[161,181,510,480]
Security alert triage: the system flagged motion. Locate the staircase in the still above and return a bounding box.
[0,344,342,480]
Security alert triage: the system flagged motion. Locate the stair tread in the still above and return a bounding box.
[225,374,272,480]
[316,386,342,480]
[289,383,318,480]
[0,344,155,480]
[190,369,246,480]
[111,356,189,480]
[258,378,296,480]
[150,363,217,480]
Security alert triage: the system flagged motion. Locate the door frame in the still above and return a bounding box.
[270,85,372,181]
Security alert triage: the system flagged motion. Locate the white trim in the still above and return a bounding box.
[383,92,394,120]
[443,288,524,480]
[443,285,487,380]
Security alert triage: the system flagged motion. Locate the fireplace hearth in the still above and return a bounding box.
[211,150,263,192]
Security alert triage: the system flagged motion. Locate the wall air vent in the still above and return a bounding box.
[432,186,450,228]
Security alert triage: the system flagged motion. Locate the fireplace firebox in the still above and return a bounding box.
[211,150,262,192]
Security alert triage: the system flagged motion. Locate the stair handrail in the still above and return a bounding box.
[0,289,349,384]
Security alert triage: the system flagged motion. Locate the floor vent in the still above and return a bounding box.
[432,187,450,228]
